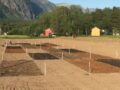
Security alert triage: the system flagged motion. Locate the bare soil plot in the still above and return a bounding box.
[0,60,42,76]
[5,45,25,53]
[1,38,120,90]
[41,43,120,73]
[29,53,59,60]
[15,43,40,49]
[98,59,120,68]
[41,43,58,47]
[60,49,82,53]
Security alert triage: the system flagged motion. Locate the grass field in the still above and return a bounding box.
[0,35,31,39]
[0,35,57,39]
[0,35,120,39]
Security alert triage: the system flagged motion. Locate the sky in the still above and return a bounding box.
[49,0,120,9]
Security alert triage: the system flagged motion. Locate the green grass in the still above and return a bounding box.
[102,35,120,38]
[0,35,32,39]
[71,35,120,41]
[77,35,120,38]
[0,35,56,39]
[0,35,120,40]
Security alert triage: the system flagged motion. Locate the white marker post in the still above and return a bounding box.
[69,48,71,54]
[26,48,28,54]
[89,47,92,75]
[32,53,34,59]
[1,51,4,61]
[44,61,46,76]
[1,45,5,61]
[62,52,64,60]
[2,41,7,61]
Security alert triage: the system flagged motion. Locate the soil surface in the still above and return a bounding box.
[5,45,25,53]
[0,38,120,90]
[29,53,59,60]
[41,43,120,73]
[0,60,42,76]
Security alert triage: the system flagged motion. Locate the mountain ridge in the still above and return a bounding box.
[0,0,55,20]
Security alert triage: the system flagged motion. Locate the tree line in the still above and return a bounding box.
[29,6,120,36]
[0,20,32,35]
[0,6,120,37]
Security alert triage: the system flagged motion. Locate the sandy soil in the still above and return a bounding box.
[0,37,120,90]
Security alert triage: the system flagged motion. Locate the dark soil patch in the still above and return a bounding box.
[98,59,120,68]
[41,43,120,73]
[15,43,40,49]
[15,43,30,46]
[41,43,58,47]
[35,44,41,46]
[60,49,83,53]
[29,53,59,60]
[5,45,25,53]
[66,52,120,73]
[66,59,120,73]
[0,60,42,76]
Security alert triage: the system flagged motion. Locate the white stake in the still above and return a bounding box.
[89,47,92,74]
[26,48,27,53]
[89,59,91,74]
[2,48,4,61]
[44,62,46,76]
[69,48,71,54]
[62,52,64,60]
[1,52,4,61]
[32,53,34,59]
[2,41,7,61]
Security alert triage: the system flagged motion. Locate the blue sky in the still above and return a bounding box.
[49,0,120,9]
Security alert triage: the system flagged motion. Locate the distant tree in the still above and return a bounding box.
[111,7,120,33]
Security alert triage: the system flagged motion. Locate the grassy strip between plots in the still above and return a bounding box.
[0,35,30,39]
[0,35,53,39]
[0,35,120,39]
